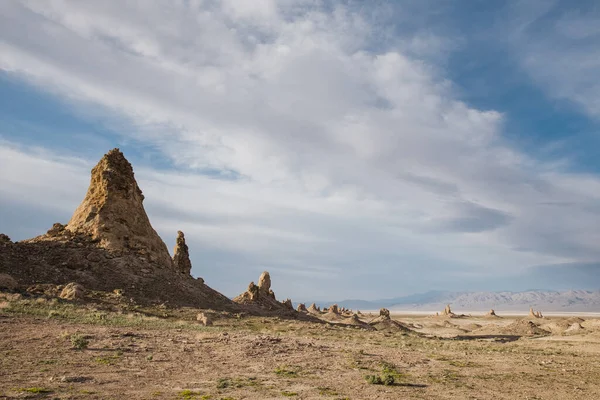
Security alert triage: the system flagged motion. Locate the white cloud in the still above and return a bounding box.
[508,2,600,117]
[1,0,600,299]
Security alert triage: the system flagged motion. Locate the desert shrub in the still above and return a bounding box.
[70,334,89,350]
[364,373,395,386]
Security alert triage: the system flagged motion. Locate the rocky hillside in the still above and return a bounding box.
[0,149,237,310]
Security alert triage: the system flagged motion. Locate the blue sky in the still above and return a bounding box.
[1,0,600,300]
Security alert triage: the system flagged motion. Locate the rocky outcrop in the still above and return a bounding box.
[328,304,340,314]
[196,312,213,326]
[0,233,11,243]
[59,282,85,301]
[369,308,412,332]
[0,149,238,310]
[308,303,320,314]
[65,148,172,268]
[283,298,294,310]
[297,303,307,312]
[486,309,497,317]
[172,231,192,275]
[233,271,296,315]
[258,271,271,292]
[529,307,543,319]
[443,304,455,317]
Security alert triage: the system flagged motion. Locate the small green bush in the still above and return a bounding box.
[70,334,89,350]
[364,373,395,386]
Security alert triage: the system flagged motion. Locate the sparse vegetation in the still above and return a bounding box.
[274,365,301,377]
[17,387,52,394]
[70,333,89,350]
[178,390,212,399]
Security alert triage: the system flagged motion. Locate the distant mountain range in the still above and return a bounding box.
[324,290,600,312]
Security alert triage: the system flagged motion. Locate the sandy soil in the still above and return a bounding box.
[2,298,600,399]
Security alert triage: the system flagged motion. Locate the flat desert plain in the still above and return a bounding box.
[2,295,600,399]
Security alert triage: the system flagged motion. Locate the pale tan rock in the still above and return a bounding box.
[196,312,213,326]
[529,307,543,318]
[486,309,497,317]
[329,304,340,314]
[379,308,391,319]
[59,282,85,301]
[297,303,307,312]
[307,303,320,314]
[172,231,192,275]
[258,271,271,293]
[65,148,172,268]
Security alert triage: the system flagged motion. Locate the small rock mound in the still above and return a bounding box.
[565,323,584,333]
[297,303,307,313]
[59,282,85,301]
[0,273,19,291]
[486,309,498,317]
[501,319,550,336]
[368,308,413,332]
[342,314,375,331]
[0,233,12,243]
[172,231,192,275]
[328,304,340,314]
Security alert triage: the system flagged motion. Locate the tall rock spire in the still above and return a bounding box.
[172,231,192,274]
[66,148,172,268]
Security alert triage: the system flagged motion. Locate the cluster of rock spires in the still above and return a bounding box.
[529,307,544,319]
[232,271,296,315]
[0,148,417,333]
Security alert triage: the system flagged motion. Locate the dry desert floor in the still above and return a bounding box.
[1,294,600,399]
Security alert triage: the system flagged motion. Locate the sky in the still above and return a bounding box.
[1,0,600,301]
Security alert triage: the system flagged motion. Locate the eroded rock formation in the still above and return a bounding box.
[172,231,192,275]
[65,148,172,268]
[59,282,85,301]
[308,303,320,314]
[328,304,340,314]
[196,312,213,326]
[233,271,296,315]
[0,149,237,310]
[529,307,543,319]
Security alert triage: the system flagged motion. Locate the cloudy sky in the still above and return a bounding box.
[1,0,600,301]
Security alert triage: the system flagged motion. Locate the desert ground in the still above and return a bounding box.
[2,292,600,400]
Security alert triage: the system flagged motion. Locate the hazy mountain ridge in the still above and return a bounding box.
[328,290,600,312]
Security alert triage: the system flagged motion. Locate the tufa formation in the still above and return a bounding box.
[233,271,296,315]
[0,149,236,310]
[65,149,172,269]
[172,231,192,275]
[529,307,543,319]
